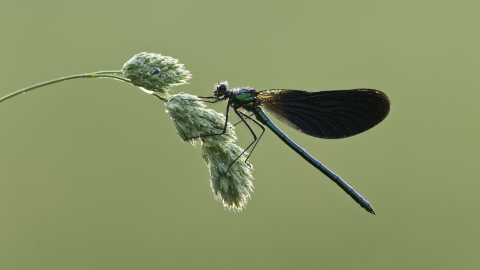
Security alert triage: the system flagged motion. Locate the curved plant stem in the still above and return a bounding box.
[0,70,130,103]
[152,93,169,102]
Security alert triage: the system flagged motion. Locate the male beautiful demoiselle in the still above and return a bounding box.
[196,82,390,214]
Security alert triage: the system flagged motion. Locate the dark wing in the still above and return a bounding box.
[257,89,390,139]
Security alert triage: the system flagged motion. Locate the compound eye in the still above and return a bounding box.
[218,84,227,93]
[214,81,228,96]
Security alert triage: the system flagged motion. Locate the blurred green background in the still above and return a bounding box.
[1,1,479,269]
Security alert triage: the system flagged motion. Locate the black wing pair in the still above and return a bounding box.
[256,89,390,139]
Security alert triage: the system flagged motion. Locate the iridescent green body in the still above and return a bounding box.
[208,82,390,214]
[230,89,258,111]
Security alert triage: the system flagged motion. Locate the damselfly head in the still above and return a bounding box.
[214,81,228,97]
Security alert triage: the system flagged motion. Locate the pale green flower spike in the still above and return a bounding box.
[165,94,254,211]
[123,52,192,95]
